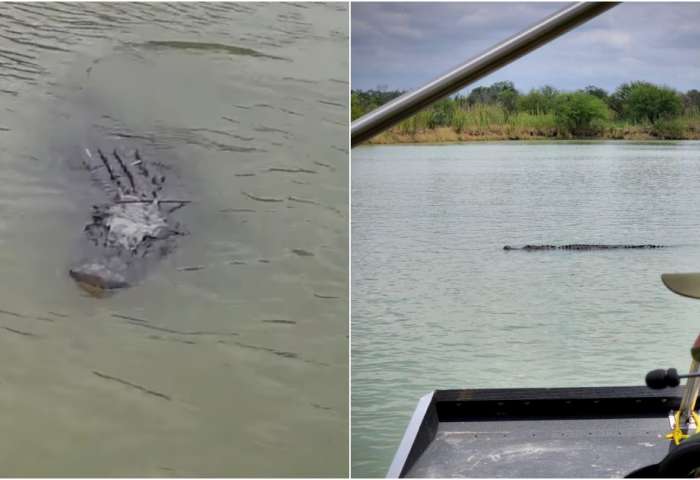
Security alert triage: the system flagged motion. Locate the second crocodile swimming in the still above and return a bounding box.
[503,244,666,251]
[69,146,189,294]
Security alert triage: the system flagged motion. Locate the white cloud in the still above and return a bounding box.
[572,29,632,49]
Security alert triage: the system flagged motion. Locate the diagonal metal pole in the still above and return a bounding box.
[351,2,620,148]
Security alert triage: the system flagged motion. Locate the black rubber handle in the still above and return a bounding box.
[645,368,680,389]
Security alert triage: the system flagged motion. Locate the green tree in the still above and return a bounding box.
[608,82,636,117]
[467,86,492,106]
[518,86,558,115]
[426,99,456,128]
[467,81,517,106]
[491,81,517,95]
[682,89,700,114]
[583,85,608,101]
[350,88,404,120]
[625,83,682,124]
[497,89,518,120]
[554,92,609,136]
[351,92,364,120]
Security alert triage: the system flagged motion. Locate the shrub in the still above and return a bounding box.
[625,83,682,124]
[653,118,685,139]
[553,92,610,136]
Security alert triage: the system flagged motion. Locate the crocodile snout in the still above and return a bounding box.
[69,262,129,295]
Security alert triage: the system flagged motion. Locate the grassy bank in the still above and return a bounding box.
[353,82,700,144]
[369,114,700,144]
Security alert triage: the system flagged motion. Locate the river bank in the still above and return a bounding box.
[367,125,700,144]
[353,83,700,145]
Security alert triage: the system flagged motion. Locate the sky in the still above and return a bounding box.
[352,2,700,94]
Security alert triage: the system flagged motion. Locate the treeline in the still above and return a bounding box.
[351,82,700,141]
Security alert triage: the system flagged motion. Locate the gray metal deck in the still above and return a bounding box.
[389,386,686,478]
[407,417,669,477]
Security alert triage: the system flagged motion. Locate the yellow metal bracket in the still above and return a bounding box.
[665,410,700,445]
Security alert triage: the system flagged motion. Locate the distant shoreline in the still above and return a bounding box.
[353,82,700,146]
[366,127,700,145]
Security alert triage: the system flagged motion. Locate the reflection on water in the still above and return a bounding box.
[0,3,348,476]
[352,141,700,477]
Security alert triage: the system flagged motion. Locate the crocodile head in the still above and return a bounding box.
[69,260,130,295]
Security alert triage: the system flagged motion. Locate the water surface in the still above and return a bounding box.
[0,3,348,476]
[352,141,700,477]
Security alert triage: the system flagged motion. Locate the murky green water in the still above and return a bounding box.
[352,141,700,477]
[0,3,347,476]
